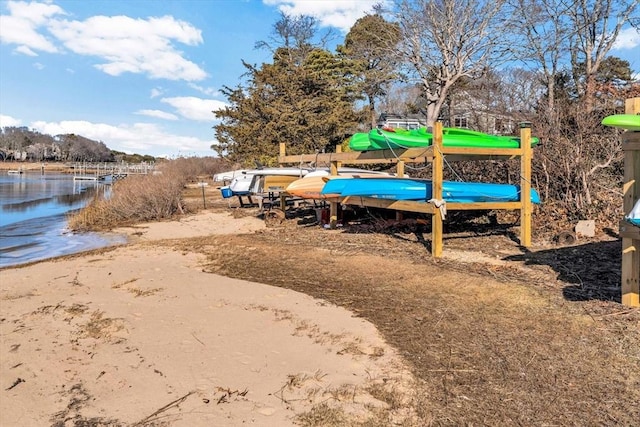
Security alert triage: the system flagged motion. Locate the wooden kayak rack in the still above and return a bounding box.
[619,97,640,307]
[278,121,534,258]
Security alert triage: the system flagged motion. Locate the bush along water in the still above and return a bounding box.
[67,157,228,231]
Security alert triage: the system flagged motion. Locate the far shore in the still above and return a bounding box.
[0,161,72,172]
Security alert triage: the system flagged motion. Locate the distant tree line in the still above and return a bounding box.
[213,0,639,224]
[0,126,155,163]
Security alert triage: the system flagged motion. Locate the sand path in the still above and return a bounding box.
[0,212,414,426]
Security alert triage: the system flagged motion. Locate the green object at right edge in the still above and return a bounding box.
[601,114,640,131]
[349,127,540,151]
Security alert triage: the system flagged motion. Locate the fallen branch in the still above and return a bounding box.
[133,390,195,426]
[5,377,24,391]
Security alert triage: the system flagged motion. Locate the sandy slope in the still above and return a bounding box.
[0,212,415,426]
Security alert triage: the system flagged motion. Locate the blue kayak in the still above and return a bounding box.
[320,177,541,204]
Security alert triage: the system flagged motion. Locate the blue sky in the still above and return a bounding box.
[1,0,638,158]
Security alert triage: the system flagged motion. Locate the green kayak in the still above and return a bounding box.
[349,127,540,151]
[601,114,640,131]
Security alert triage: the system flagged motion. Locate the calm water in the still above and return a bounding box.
[0,172,127,268]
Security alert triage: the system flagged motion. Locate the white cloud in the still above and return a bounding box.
[135,109,178,120]
[613,27,640,50]
[0,114,22,127]
[33,62,44,70]
[1,1,207,81]
[0,0,63,54]
[161,96,227,121]
[48,14,207,81]
[15,45,37,56]
[30,119,216,156]
[188,83,219,97]
[150,88,164,98]
[263,0,385,32]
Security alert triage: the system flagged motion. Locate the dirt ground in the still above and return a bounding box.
[175,181,640,426]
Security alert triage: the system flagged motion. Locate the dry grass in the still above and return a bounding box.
[166,217,640,426]
[67,157,231,231]
[62,161,640,425]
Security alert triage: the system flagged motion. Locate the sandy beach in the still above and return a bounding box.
[0,212,415,426]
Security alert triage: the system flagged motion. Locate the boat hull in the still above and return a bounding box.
[601,114,640,131]
[321,177,541,204]
[349,127,539,151]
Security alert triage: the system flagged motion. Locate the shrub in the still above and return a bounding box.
[68,157,230,231]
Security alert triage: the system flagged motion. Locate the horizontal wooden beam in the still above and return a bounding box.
[340,196,436,214]
[619,221,640,240]
[338,197,525,213]
[446,201,524,210]
[278,147,433,165]
[444,154,521,162]
[279,148,525,165]
[441,147,525,156]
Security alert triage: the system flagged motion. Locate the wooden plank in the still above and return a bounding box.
[441,146,524,156]
[625,97,640,114]
[279,146,522,164]
[619,221,640,240]
[622,97,640,307]
[278,147,433,165]
[520,126,533,247]
[621,236,640,307]
[446,201,523,211]
[395,160,406,221]
[622,131,640,151]
[338,198,522,213]
[340,196,435,214]
[432,122,444,258]
[330,201,339,227]
[445,154,520,162]
[329,147,341,228]
[623,150,640,214]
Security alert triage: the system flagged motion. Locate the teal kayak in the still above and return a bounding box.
[349,127,539,151]
[320,177,541,204]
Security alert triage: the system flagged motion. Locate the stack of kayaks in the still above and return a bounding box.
[221,167,398,199]
[349,127,540,151]
[319,177,541,204]
[285,170,398,200]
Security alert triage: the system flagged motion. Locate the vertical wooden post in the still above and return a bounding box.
[520,124,532,247]
[329,145,342,228]
[621,97,640,307]
[432,122,444,257]
[396,161,405,221]
[278,142,288,211]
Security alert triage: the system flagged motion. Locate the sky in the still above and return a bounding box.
[0,0,639,158]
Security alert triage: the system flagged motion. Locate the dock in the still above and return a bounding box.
[71,162,154,182]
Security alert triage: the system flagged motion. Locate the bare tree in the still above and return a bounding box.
[567,0,638,108]
[390,0,512,126]
[509,0,576,114]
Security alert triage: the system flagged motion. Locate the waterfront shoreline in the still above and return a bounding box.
[0,210,416,426]
[0,161,71,172]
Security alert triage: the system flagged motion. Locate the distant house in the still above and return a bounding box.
[377,93,522,135]
[376,113,426,130]
[443,88,521,135]
[447,110,518,135]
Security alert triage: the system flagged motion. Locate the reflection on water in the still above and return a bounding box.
[0,172,126,268]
